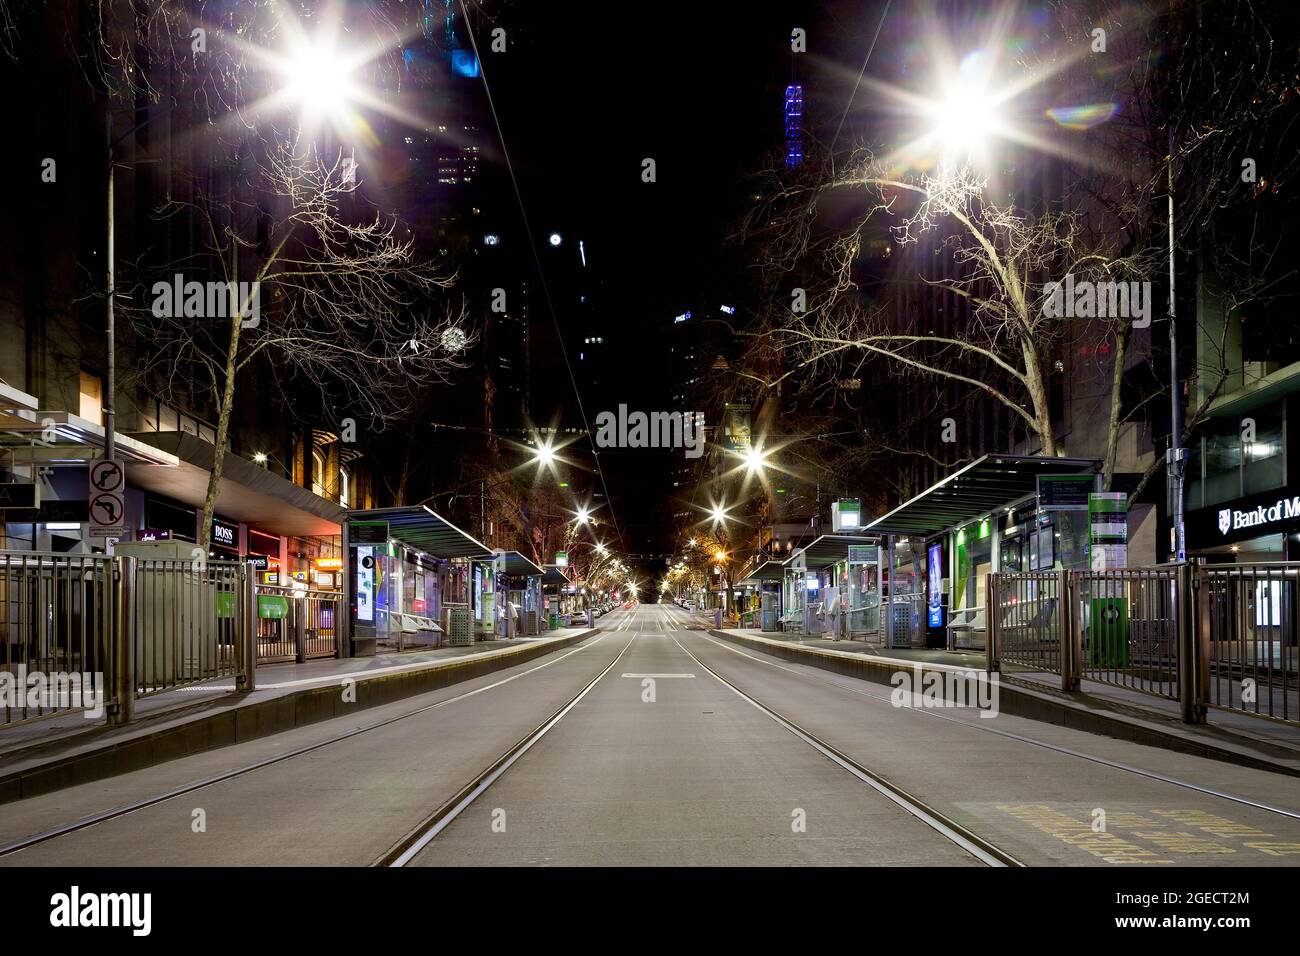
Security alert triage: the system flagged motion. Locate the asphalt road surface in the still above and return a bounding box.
[3,604,1298,866]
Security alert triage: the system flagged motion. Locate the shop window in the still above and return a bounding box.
[78,371,103,426]
[1243,412,1284,496]
[311,449,327,498]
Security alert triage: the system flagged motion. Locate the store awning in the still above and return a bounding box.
[127,431,340,536]
[785,534,880,571]
[866,454,1099,537]
[738,559,786,585]
[541,564,571,586]
[0,411,181,466]
[485,550,544,577]
[347,506,492,560]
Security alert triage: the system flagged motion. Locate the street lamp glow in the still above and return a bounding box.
[574,505,591,525]
[253,452,268,465]
[930,84,997,158]
[709,503,730,525]
[742,446,769,474]
[714,550,727,562]
[548,232,562,247]
[531,440,556,467]
[283,38,357,121]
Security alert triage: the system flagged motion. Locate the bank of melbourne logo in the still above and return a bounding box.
[1218,508,1232,535]
[594,405,704,459]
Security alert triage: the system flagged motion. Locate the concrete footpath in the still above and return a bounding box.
[0,629,594,804]
[710,628,1300,778]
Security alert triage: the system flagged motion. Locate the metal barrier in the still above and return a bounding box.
[1,551,259,729]
[253,584,340,663]
[987,570,1065,677]
[987,562,1274,725]
[0,552,114,726]
[1202,563,1298,724]
[1076,566,1182,702]
[129,558,245,698]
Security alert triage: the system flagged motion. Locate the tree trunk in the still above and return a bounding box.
[1021,344,1058,456]
[199,311,243,550]
[1102,321,1130,491]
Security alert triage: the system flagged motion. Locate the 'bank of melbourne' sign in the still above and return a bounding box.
[1219,495,1300,535]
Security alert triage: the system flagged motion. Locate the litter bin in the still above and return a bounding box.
[1088,598,1131,667]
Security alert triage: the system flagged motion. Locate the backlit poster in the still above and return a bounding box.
[927,542,943,628]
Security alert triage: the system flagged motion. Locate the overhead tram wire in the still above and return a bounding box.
[458,0,626,553]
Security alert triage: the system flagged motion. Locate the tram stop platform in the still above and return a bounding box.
[0,628,596,804]
[709,628,1300,778]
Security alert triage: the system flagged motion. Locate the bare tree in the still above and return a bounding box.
[746,158,1162,463]
[122,140,471,548]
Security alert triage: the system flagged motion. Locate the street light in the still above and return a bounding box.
[548,232,563,247]
[530,440,556,467]
[742,446,769,475]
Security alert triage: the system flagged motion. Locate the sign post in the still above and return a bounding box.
[88,460,126,537]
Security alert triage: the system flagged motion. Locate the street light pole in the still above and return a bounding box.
[1166,125,1187,562]
[105,110,116,464]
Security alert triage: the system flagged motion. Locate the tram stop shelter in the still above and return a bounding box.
[864,454,1101,650]
[736,559,786,631]
[540,564,574,629]
[474,550,544,638]
[341,506,493,655]
[782,534,882,639]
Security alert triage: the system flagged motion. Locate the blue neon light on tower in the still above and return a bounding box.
[784,85,804,168]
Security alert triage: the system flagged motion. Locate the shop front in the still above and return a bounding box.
[1185,485,1300,563]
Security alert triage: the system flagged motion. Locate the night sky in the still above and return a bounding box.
[481,1,873,566]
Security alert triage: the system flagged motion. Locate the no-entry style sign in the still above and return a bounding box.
[89,460,126,537]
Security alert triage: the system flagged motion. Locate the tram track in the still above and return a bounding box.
[671,606,1300,823]
[0,613,638,861]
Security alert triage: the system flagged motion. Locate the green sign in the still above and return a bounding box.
[257,594,289,620]
[216,592,236,619]
[350,521,390,545]
[1037,475,1094,511]
[555,551,569,568]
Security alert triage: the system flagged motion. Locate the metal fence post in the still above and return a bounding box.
[294,598,307,663]
[986,573,999,675]
[1059,568,1080,692]
[1179,562,1208,724]
[107,555,135,725]
[236,563,256,694]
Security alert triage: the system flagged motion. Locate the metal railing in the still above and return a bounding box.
[129,557,245,699]
[253,584,340,663]
[987,570,1064,676]
[1,551,258,729]
[0,552,114,726]
[1076,566,1181,702]
[988,563,1238,725]
[1202,563,1298,724]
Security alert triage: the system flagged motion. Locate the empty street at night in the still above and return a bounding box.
[1,0,1298,938]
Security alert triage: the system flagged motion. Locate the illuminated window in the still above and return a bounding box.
[78,371,103,425]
